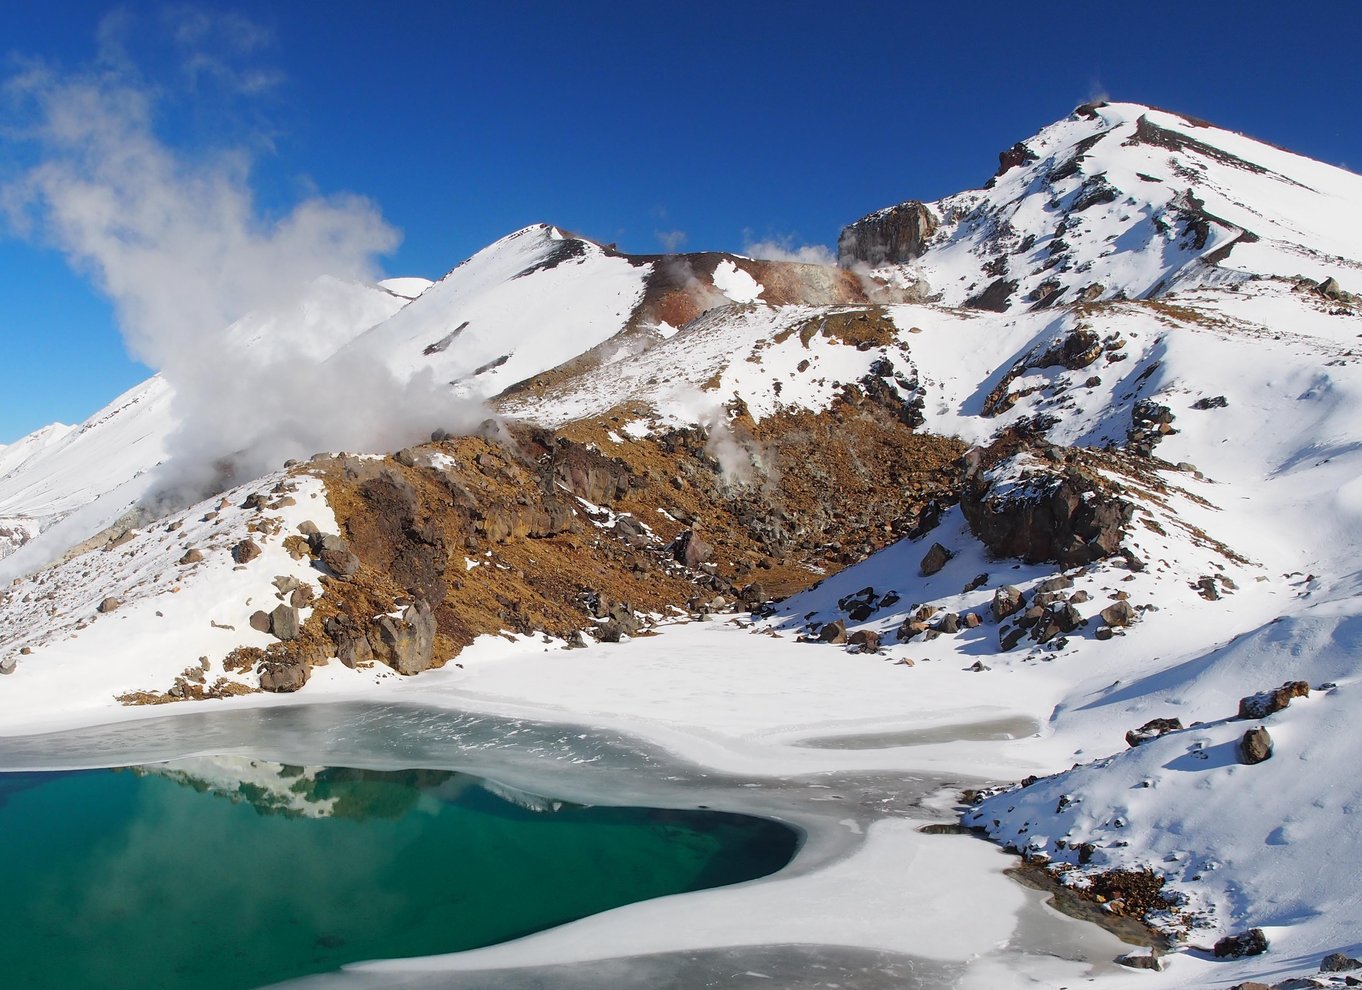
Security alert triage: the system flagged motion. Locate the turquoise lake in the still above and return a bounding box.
[0,759,799,990]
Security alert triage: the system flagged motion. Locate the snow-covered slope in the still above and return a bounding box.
[844,101,1362,311]
[335,225,654,397]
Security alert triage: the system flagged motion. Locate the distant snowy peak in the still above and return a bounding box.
[841,101,1362,310]
[335,222,888,403]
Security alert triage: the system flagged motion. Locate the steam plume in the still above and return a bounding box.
[2,34,484,501]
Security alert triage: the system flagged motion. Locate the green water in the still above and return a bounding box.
[0,761,798,990]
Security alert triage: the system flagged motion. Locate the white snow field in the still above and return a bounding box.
[2,101,1362,988]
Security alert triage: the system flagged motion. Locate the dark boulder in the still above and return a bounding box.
[1032,602,1083,643]
[992,585,1025,622]
[258,657,309,693]
[847,629,881,652]
[371,599,437,675]
[1214,928,1269,959]
[817,619,848,645]
[1239,726,1273,765]
[231,540,262,565]
[670,529,714,569]
[919,542,953,576]
[1101,600,1136,627]
[1126,717,1183,747]
[1321,953,1362,973]
[1238,680,1310,719]
[269,604,301,642]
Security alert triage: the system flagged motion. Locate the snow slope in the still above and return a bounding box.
[858,102,1362,309]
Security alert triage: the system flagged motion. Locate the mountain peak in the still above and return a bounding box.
[839,101,1362,310]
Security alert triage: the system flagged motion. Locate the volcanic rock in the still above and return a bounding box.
[1240,726,1273,765]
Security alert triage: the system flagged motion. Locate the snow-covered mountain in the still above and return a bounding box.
[2,100,1361,985]
[840,101,1362,309]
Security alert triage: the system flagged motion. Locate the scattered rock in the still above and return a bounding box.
[1215,928,1269,959]
[258,657,309,693]
[1318,276,1343,299]
[1036,575,1075,593]
[1032,602,1083,643]
[937,612,960,634]
[0,656,16,675]
[670,529,714,569]
[963,572,989,593]
[817,619,848,645]
[1000,625,1026,651]
[564,630,589,650]
[968,660,991,672]
[1101,600,1136,627]
[232,540,262,565]
[290,585,315,608]
[249,610,272,633]
[1126,717,1183,747]
[1095,626,1114,641]
[97,597,122,614]
[847,629,881,652]
[1192,395,1229,410]
[1239,726,1273,765]
[919,542,953,576]
[1239,681,1310,719]
[1193,575,1221,600]
[178,548,204,565]
[992,585,1025,622]
[371,599,437,675]
[962,612,982,629]
[1115,951,1163,971]
[269,604,301,642]
[1322,953,1362,973]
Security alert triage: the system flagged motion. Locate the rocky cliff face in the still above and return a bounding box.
[837,201,939,268]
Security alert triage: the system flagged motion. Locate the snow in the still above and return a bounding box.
[711,259,765,304]
[377,276,434,299]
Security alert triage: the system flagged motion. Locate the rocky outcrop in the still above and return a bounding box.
[919,542,952,576]
[371,599,437,675]
[960,439,1134,566]
[837,201,939,268]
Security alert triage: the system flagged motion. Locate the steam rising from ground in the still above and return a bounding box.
[742,235,836,267]
[1,37,484,503]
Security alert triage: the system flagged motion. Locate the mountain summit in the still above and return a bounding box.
[840,100,1362,308]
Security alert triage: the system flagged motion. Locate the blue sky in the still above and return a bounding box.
[1,0,1359,443]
